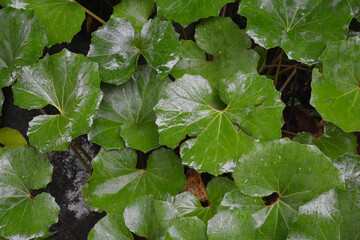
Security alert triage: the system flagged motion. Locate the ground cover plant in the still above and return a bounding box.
[0,0,360,239]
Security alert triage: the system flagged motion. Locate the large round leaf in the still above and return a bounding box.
[155,73,284,175]
[0,7,47,87]
[0,128,27,148]
[174,177,237,223]
[232,139,341,239]
[171,17,259,88]
[2,0,85,46]
[164,217,207,240]
[124,195,179,240]
[311,36,360,132]
[84,147,186,214]
[294,122,358,159]
[87,17,180,84]
[88,66,169,152]
[88,214,133,240]
[154,0,233,27]
[0,146,59,239]
[113,0,155,33]
[239,0,353,64]
[12,49,103,152]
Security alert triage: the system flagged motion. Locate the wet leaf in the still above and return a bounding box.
[0,7,47,87]
[239,0,353,64]
[2,0,85,46]
[88,66,168,152]
[154,0,233,27]
[0,128,27,148]
[232,139,341,239]
[0,146,59,239]
[171,17,259,88]
[124,195,178,240]
[164,217,207,240]
[12,49,103,153]
[113,0,155,33]
[174,177,237,223]
[182,168,207,202]
[294,122,358,159]
[311,36,360,132]
[155,73,284,175]
[333,154,360,190]
[84,147,186,214]
[88,214,133,240]
[87,17,180,85]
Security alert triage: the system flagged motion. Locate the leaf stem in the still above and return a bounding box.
[221,4,227,17]
[69,143,92,175]
[72,0,106,25]
[279,67,297,92]
[274,50,284,87]
[73,139,92,162]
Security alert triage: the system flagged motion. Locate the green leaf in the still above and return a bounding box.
[12,49,102,153]
[88,66,168,152]
[0,7,47,87]
[155,73,284,175]
[0,146,59,239]
[84,147,186,214]
[232,139,341,239]
[88,214,133,240]
[171,17,259,88]
[164,217,207,240]
[287,188,360,240]
[0,128,27,148]
[333,154,360,190]
[310,36,360,132]
[113,0,155,33]
[3,0,85,46]
[294,122,358,159]
[87,17,180,85]
[207,210,265,239]
[239,0,353,64]
[124,195,178,240]
[154,0,233,27]
[174,177,237,223]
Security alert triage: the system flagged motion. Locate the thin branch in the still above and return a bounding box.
[264,64,312,72]
[69,143,92,175]
[221,4,227,17]
[73,139,92,162]
[72,0,106,25]
[280,67,297,92]
[274,50,284,87]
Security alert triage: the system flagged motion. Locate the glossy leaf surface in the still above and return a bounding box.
[172,17,259,87]
[155,73,284,175]
[232,139,341,239]
[13,49,102,152]
[0,146,59,238]
[174,177,236,223]
[88,17,180,84]
[113,0,155,32]
[0,128,27,148]
[239,0,352,64]
[0,7,47,87]
[154,0,232,27]
[164,217,207,240]
[89,66,168,152]
[88,214,133,240]
[333,154,360,190]
[84,148,186,214]
[294,122,358,159]
[124,195,178,239]
[311,36,360,132]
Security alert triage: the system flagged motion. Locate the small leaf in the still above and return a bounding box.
[87,17,180,84]
[182,168,208,202]
[0,146,59,239]
[154,0,234,27]
[294,122,358,159]
[12,49,103,152]
[84,147,186,214]
[155,73,284,175]
[333,154,360,190]
[239,0,353,64]
[311,36,360,132]
[232,139,341,239]
[124,195,178,240]
[113,0,155,33]
[174,177,237,223]
[164,217,207,240]
[0,128,27,148]
[172,17,259,88]
[0,7,47,87]
[89,66,168,152]
[88,214,133,240]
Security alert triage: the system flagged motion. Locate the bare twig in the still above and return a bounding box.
[280,67,297,92]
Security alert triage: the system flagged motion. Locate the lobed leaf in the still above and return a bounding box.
[0,128,27,148]
[88,214,133,240]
